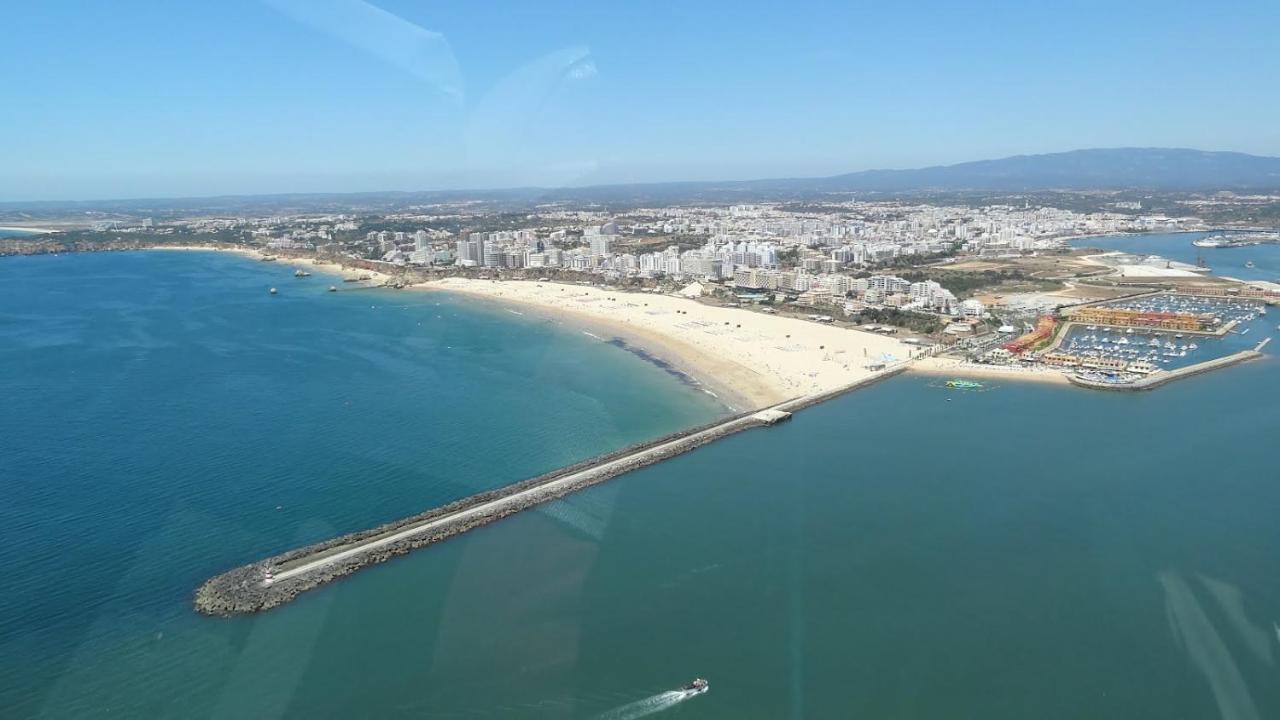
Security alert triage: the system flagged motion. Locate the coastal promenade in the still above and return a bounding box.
[194,365,908,616]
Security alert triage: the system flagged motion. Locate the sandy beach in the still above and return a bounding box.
[292,255,396,284]
[147,246,397,284]
[910,356,1072,385]
[0,226,58,234]
[420,278,916,410]
[146,245,262,259]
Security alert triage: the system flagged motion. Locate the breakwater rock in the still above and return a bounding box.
[195,366,909,617]
[1067,349,1262,391]
[195,408,769,616]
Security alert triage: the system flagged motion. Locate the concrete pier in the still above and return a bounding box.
[1067,348,1263,391]
[193,365,907,616]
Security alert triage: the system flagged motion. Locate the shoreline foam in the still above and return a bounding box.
[144,246,397,284]
[0,226,58,234]
[417,278,917,410]
[909,356,1073,385]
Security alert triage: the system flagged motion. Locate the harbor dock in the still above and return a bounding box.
[1067,337,1269,391]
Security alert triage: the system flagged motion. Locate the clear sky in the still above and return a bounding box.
[4,0,1279,201]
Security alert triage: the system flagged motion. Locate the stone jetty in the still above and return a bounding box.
[1067,344,1265,391]
[195,365,909,616]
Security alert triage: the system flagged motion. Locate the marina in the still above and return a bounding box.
[997,291,1275,386]
[1068,339,1267,390]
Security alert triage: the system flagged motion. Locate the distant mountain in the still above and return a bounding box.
[7,148,1280,213]
[806,148,1280,192]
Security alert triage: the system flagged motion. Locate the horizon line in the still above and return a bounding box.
[3,146,1277,207]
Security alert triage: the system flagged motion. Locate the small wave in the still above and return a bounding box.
[582,331,604,340]
[506,309,524,316]
[595,690,698,720]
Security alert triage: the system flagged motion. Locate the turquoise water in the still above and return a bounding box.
[4,250,1280,718]
[1073,230,1280,283]
[0,228,44,239]
[0,251,724,717]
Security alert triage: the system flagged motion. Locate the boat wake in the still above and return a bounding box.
[594,690,699,720]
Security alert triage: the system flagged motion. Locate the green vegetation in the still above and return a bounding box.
[851,307,944,335]
[0,229,250,256]
[897,268,1031,297]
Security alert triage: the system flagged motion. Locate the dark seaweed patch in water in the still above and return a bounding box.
[606,337,702,391]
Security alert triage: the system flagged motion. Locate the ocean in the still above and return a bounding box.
[1072,230,1280,283]
[2,247,1279,718]
[0,228,45,239]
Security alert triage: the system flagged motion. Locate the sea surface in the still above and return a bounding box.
[0,228,45,239]
[3,248,1280,719]
[1073,230,1280,283]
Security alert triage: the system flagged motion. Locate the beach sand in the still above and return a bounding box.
[146,245,262,259]
[419,278,916,410]
[292,255,395,285]
[0,226,58,234]
[910,356,1072,385]
[147,247,397,285]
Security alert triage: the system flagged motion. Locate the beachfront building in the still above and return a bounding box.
[869,275,910,294]
[455,234,484,267]
[1069,307,1210,331]
[734,267,779,290]
[1003,316,1058,354]
[588,232,612,257]
[1178,285,1280,302]
[482,243,503,268]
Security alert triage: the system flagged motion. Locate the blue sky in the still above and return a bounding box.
[3,0,1279,201]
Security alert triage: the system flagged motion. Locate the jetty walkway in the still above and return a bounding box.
[195,365,908,616]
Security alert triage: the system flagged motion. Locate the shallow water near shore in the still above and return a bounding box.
[0,228,47,239]
[3,250,1280,718]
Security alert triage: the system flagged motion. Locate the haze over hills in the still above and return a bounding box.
[801,148,1280,193]
[4,148,1280,215]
